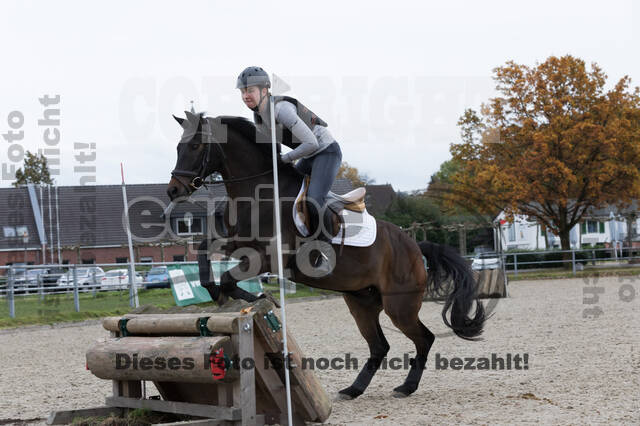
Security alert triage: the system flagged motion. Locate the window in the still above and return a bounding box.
[508,223,516,242]
[176,217,204,235]
[173,255,185,262]
[582,220,605,234]
[81,258,95,264]
[116,257,128,263]
[140,257,153,263]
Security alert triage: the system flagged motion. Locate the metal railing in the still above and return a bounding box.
[0,260,243,319]
[464,245,640,276]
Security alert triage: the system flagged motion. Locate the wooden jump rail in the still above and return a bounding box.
[47,302,332,426]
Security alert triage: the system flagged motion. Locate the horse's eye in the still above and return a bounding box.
[191,144,200,150]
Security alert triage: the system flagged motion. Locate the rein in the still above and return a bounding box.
[205,169,273,185]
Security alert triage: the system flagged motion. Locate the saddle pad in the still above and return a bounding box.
[293,179,377,247]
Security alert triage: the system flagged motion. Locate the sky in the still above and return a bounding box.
[0,0,638,192]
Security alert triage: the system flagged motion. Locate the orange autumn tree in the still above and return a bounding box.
[446,55,640,252]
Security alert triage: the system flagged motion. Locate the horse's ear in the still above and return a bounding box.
[185,110,197,122]
[173,114,186,127]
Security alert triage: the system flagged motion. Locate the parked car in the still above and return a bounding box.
[57,267,106,289]
[42,267,67,290]
[144,266,170,289]
[101,269,143,289]
[23,268,50,291]
[9,263,27,283]
[7,264,33,293]
[471,252,501,271]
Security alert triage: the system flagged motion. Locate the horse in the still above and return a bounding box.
[166,111,486,399]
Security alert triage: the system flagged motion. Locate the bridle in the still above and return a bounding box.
[170,118,273,194]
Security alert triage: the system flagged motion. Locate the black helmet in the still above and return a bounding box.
[236,66,271,89]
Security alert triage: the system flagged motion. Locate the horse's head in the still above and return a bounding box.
[167,111,223,201]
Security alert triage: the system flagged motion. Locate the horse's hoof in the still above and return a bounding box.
[392,384,416,398]
[337,386,363,400]
[203,283,223,305]
[334,392,354,401]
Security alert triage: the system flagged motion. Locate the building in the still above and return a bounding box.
[364,184,396,216]
[0,179,354,267]
[494,202,638,251]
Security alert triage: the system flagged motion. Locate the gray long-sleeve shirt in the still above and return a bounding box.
[255,99,335,163]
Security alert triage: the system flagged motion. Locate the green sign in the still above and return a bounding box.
[167,261,264,307]
[167,264,212,306]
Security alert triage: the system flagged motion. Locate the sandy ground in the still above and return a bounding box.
[0,276,638,425]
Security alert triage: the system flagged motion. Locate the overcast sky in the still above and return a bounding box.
[0,0,637,191]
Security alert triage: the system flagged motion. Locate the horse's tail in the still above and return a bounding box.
[419,241,485,340]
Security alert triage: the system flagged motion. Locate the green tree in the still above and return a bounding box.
[428,159,461,187]
[13,151,54,187]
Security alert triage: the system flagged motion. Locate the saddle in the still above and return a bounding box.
[294,176,367,238]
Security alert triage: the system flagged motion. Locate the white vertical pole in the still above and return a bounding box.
[268,91,293,426]
[48,185,54,263]
[121,163,139,308]
[40,185,46,264]
[55,185,62,264]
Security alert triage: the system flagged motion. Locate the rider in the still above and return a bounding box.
[236,66,342,272]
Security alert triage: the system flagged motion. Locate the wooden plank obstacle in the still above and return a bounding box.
[47,300,332,426]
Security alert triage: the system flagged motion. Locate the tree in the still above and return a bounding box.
[381,192,441,228]
[336,162,374,188]
[447,55,640,253]
[13,151,54,187]
[428,159,461,187]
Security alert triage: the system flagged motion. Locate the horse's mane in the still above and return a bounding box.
[213,115,283,162]
[215,115,256,141]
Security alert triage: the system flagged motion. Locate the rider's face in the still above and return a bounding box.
[240,86,266,110]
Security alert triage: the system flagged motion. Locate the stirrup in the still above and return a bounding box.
[311,250,332,275]
[312,250,329,266]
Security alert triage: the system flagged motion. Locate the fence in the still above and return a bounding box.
[465,245,640,277]
[0,260,251,319]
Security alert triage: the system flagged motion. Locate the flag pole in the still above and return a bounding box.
[268,74,293,426]
[121,163,139,308]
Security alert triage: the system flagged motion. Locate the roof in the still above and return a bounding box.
[584,201,639,219]
[494,200,640,224]
[0,179,354,250]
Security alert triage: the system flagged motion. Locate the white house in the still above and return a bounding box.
[494,209,634,251]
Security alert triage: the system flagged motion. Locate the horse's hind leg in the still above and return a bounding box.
[383,292,435,398]
[338,288,390,400]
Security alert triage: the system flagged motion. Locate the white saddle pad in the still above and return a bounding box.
[292,180,377,247]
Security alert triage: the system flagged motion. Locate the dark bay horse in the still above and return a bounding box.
[166,112,485,399]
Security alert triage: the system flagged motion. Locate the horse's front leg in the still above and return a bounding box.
[196,237,235,304]
[218,246,268,303]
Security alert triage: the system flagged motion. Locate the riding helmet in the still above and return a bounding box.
[236,66,271,89]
